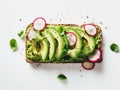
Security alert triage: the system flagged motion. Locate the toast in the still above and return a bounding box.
[25,22,103,63]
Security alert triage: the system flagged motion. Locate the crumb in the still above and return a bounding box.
[74,13,76,16]
[49,18,53,22]
[81,75,83,77]
[23,26,26,30]
[86,16,89,19]
[19,18,22,21]
[105,26,108,29]
[103,43,105,46]
[36,64,39,67]
[20,52,22,55]
[55,18,57,22]
[59,18,62,22]
[81,17,83,19]
[21,48,24,51]
[36,63,41,67]
[83,21,86,23]
[80,69,82,72]
[99,22,103,25]
[61,13,63,15]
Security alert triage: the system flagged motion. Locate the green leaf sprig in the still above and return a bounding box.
[57,74,67,80]
[10,39,18,51]
[110,43,119,52]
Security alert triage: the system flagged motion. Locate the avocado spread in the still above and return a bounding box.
[26,24,102,63]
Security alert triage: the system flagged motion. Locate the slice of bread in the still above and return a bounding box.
[25,23,103,63]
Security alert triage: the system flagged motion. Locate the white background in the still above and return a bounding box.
[0,0,120,90]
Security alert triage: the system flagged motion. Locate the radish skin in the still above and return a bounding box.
[88,49,102,62]
[66,32,77,46]
[82,61,95,70]
[27,29,36,41]
[32,17,46,31]
[84,24,97,36]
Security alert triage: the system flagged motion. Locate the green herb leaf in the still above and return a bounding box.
[57,74,67,80]
[110,43,119,52]
[18,30,24,39]
[57,26,65,35]
[10,39,18,51]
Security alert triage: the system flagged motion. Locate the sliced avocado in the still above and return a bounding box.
[56,25,69,50]
[63,35,69,50]
[48,26,66,60]
[26,30,49,61]
[38,39,49,61]
[26,40,41,61]
[43,29,56,61]
[65,27,83,59]
[32,38,39,54]
[77,30,95,56]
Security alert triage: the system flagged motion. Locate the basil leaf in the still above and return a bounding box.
[10,39,18,51]
[57,26,65,35]
[18,30,24,39]
[110,43,119,52]
[57,74,67,80]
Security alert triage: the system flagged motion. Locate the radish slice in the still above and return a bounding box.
[66,32,77,46]
[82,61,95,70]
[32,17,46,31]
[27,29,36,41]
[84,24,97,36]
[88,49,102,62]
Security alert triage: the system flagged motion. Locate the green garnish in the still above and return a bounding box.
[110,43,119,52]
[57,26,65,35]
[18,30,24,39]
[10,39,18,51]
[57,74,67,80]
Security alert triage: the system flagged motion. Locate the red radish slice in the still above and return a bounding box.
[88,49,102,62]
[66,32,77,46]
[27,29,36,41]
[32,17,46,31]
[82,61,95,70]
[84,24,97,36]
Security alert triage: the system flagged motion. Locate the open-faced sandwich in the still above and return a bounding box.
[25,17,103,70]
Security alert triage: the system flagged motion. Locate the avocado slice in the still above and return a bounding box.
[26,40,41,61]
[38,39,49,61]
[56,25,69,50]
[77,30,95,56]
[63,35,69,50]
[26,30,49,62]
[65,27,83,59]
[48,26,66,60]
[43,29,56,61]
[32,38,39,55]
